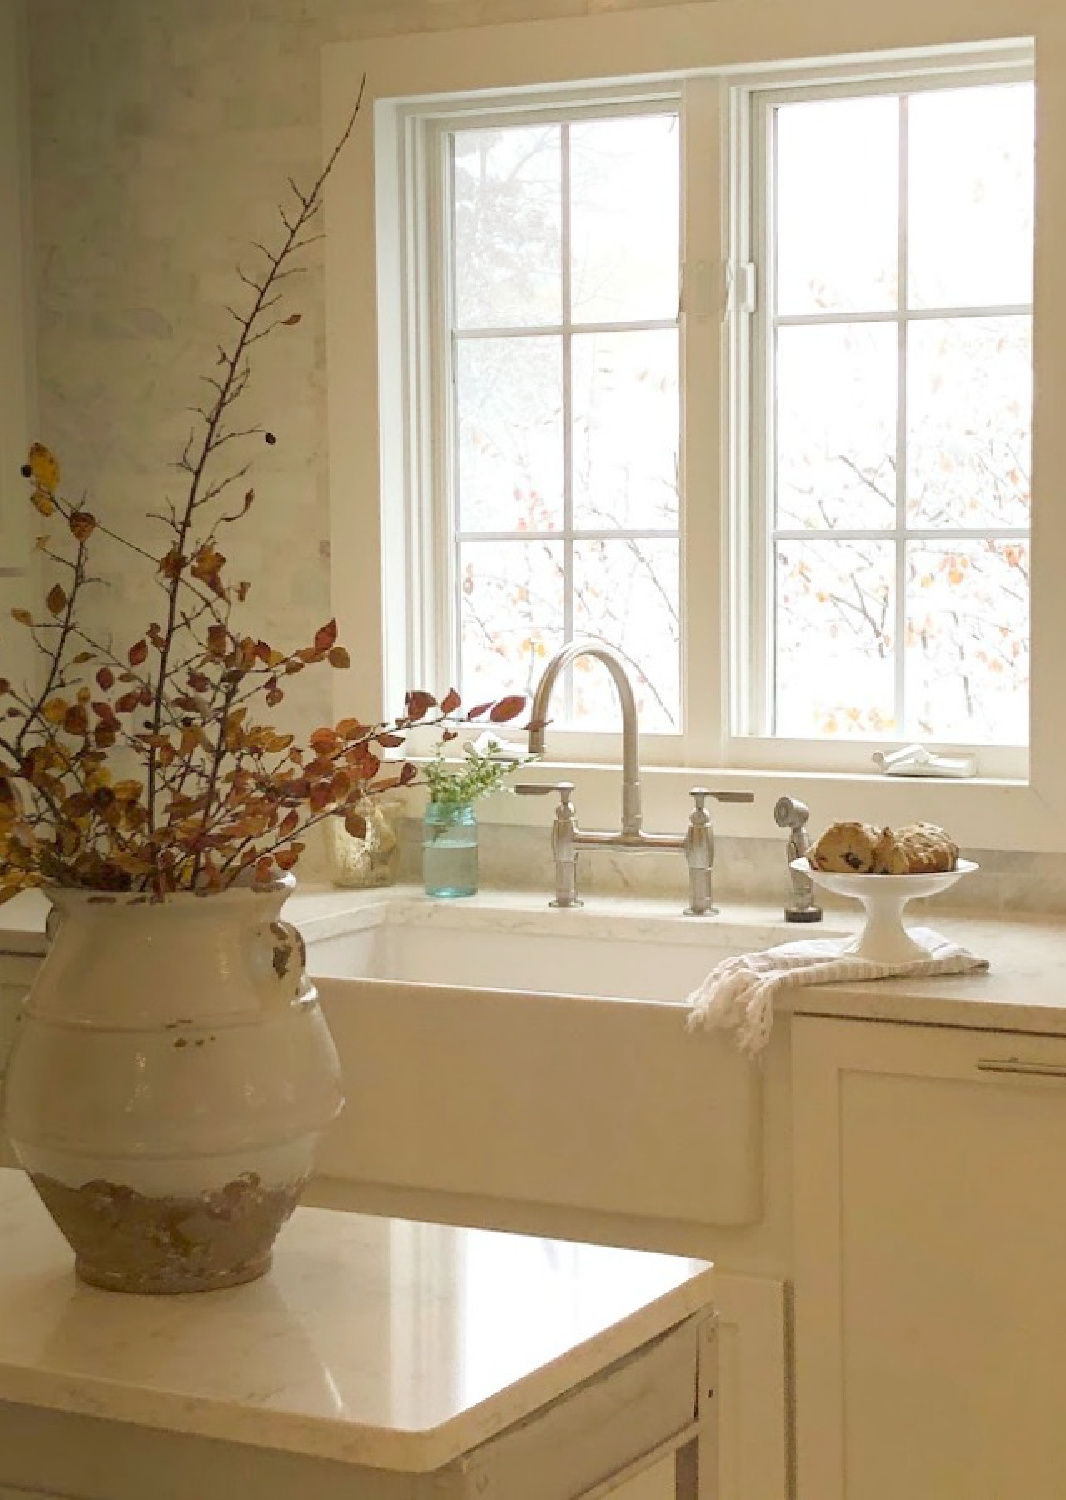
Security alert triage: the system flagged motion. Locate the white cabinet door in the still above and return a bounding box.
[793,1016,1066,1500]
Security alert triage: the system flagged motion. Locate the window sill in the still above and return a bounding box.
[462,761,1042,855]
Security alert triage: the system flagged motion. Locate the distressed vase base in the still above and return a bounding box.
[29,1170,304,1295]
[74,1251,272,1295]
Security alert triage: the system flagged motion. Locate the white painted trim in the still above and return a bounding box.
[680,75,727,765]
[735,54,1032,762]
[322,1,1066,852]
[713,1272,789,1500]
[790,1019,849,1500]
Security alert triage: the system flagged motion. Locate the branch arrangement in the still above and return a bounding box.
[0,90,523,902]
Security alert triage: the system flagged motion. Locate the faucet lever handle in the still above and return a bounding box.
[515,780,575,808]
[688,787,755,811]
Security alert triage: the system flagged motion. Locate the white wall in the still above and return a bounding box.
[0,0,34,686]
[24,0,657,748]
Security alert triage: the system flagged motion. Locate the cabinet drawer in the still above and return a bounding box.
[834,1020,1066,1087]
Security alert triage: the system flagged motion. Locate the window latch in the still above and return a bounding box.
[724,260,757,316]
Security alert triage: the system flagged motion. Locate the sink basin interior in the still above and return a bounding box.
[306,898,834,1003]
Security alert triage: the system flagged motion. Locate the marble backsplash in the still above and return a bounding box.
[387,820,1066,919]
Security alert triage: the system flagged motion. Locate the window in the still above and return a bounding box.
[387,51,1033,775]
[743,75,1033,753]
[446,109,682,735]
[326,20,1039,804]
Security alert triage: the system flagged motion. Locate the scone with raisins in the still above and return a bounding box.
[808,821,882,873]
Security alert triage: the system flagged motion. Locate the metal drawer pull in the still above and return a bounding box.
[976,1057,1066,1079]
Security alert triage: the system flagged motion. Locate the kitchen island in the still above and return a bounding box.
[0,1168,716,1500]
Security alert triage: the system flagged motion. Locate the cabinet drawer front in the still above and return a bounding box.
[460,1313,711,1500]
[798,1013,1066,1086]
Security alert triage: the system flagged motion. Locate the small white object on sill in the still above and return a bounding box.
[872,744,978,778]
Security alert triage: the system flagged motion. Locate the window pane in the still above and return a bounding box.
[776,323,897,531]
[765,74,1032,751]
[775,95,898,317]
[452,125,561,329]
[457,336,563,532]
[458,540,564,701]
[905,539,1029,742]
[572,329,679,531]
[570,114,679,324]
[775,540,896,736]
[908,83,1034,311]
[907,316,1031,529]
[573,539,679,732]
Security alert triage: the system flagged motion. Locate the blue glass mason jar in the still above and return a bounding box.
[422,800,478,898]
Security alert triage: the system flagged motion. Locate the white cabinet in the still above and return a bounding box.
[793,1015,1066,1500]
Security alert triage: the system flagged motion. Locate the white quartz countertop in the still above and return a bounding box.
[0,886,376,952]
[777,910,1066,1033]
[0,1169,714,1473]
[5,882,1066,1034]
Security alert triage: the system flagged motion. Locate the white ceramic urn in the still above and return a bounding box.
[2,877,343,1293]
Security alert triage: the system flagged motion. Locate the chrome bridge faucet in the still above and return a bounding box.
[515,639,754,915]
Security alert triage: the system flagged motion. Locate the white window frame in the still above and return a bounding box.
[729,54,1033,780]
[434,97,685,739]
[322,3,1066,854]
[387,82,691,771]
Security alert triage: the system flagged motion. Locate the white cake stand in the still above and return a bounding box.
[791,857,979,963]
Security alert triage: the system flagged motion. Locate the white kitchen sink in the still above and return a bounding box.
[305,894,812,1001]
[306,895,840,1229]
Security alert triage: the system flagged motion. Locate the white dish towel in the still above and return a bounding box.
[686,926,989,1057]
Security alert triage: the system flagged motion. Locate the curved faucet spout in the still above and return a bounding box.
[527,639,642,836]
